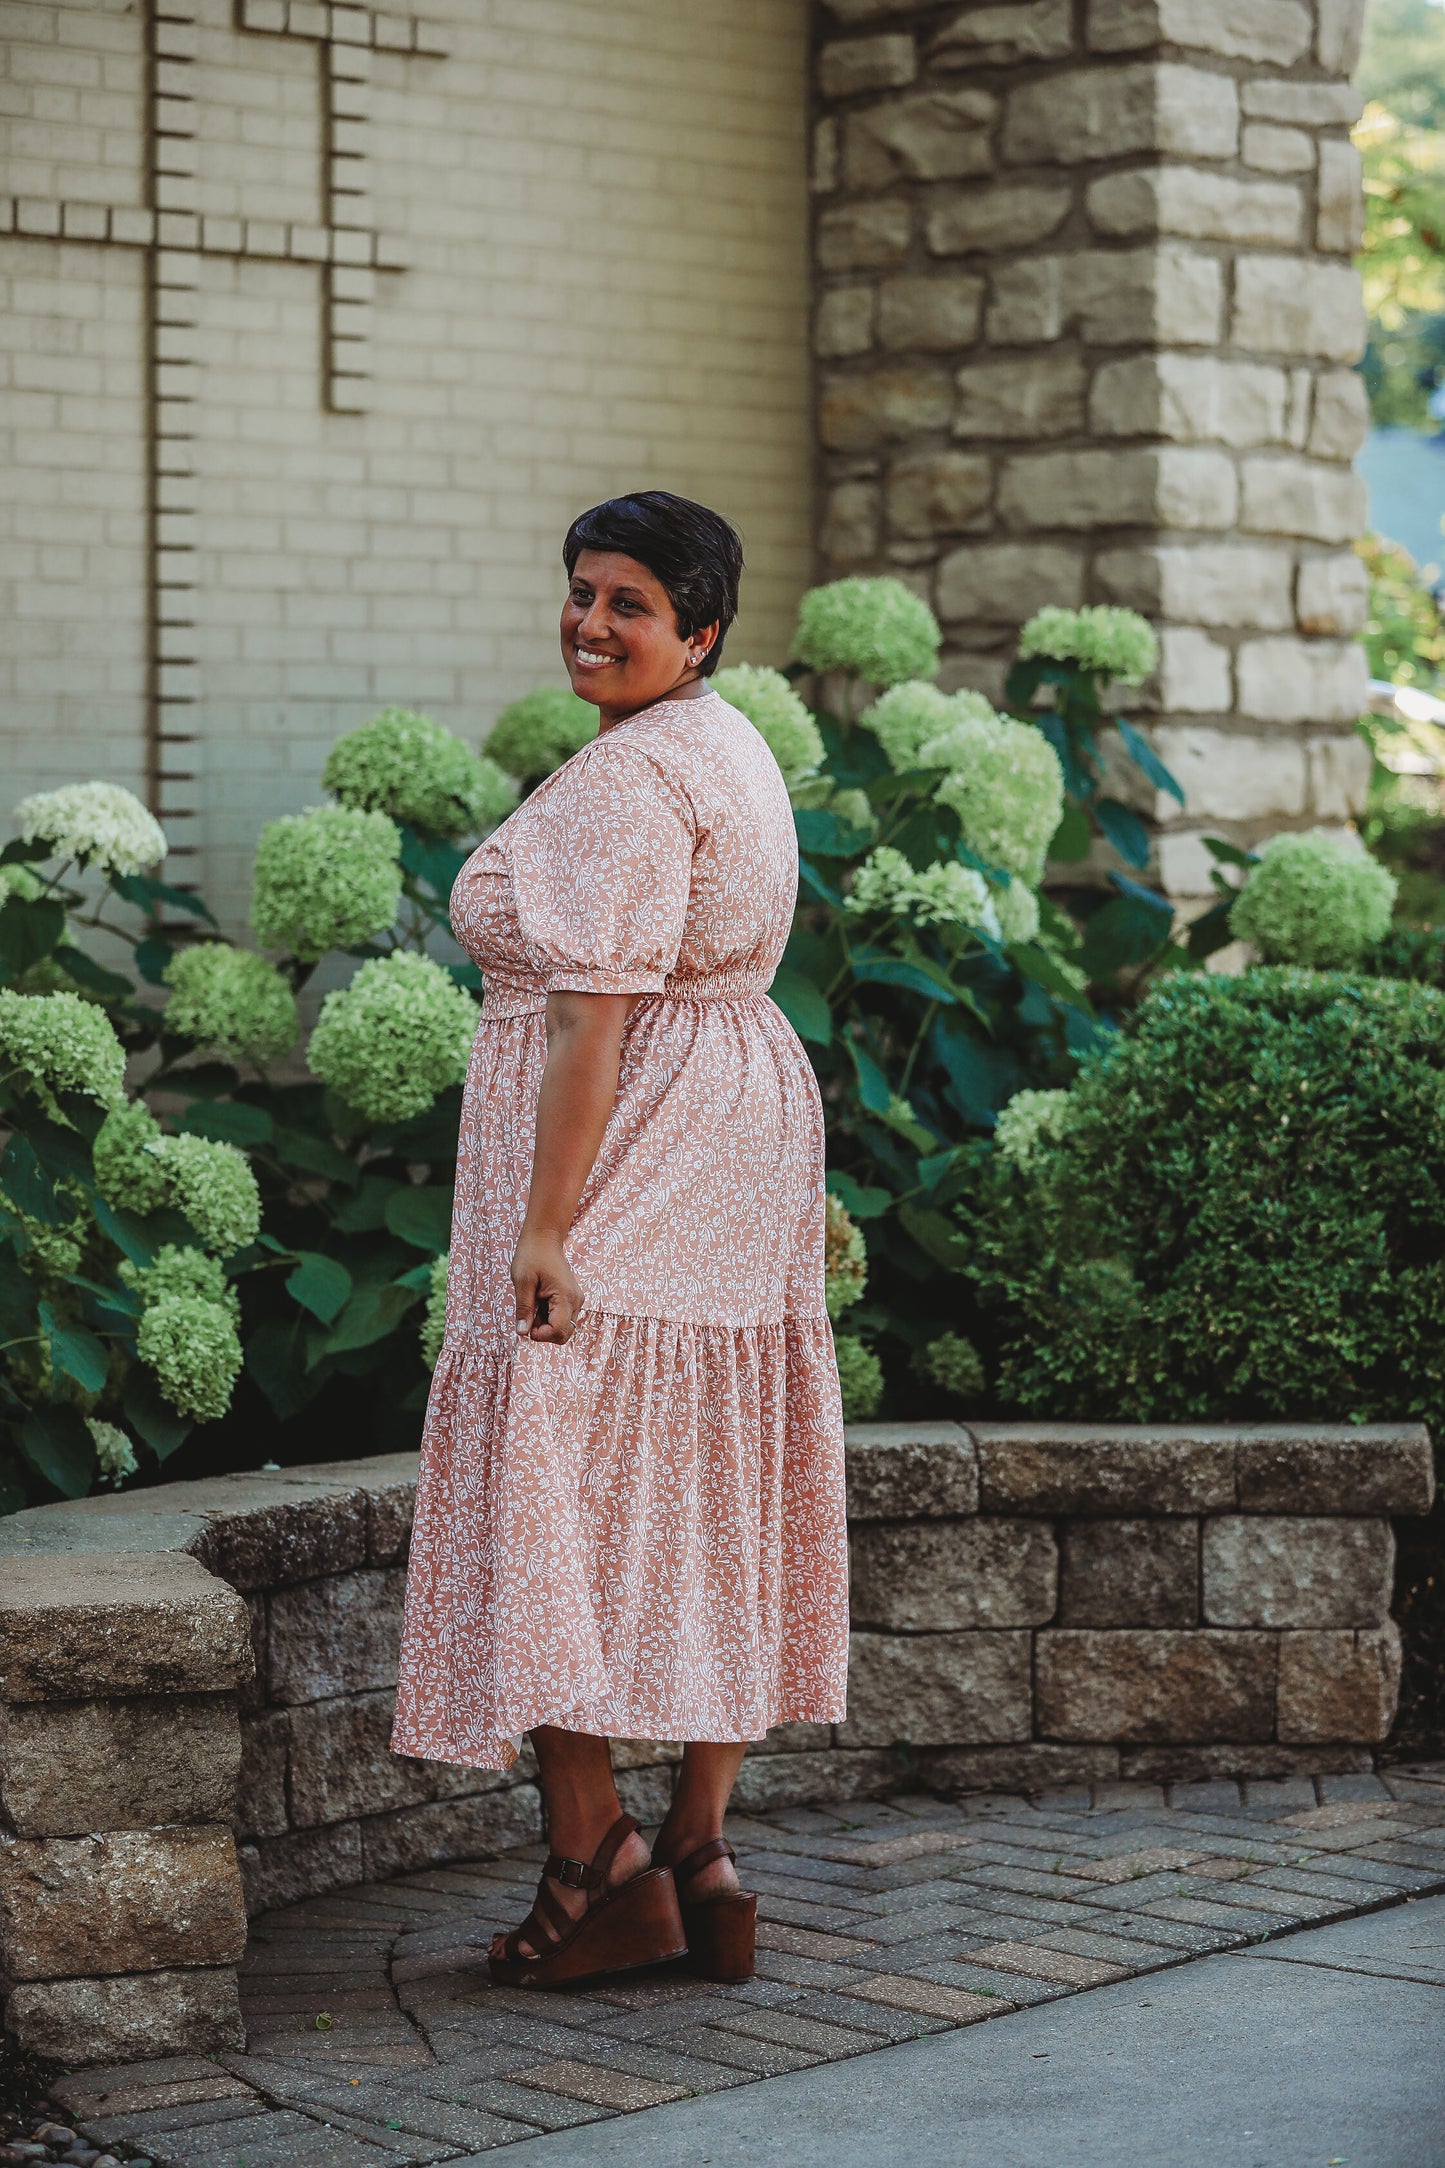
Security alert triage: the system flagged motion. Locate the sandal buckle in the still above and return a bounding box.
[551,1856,589,1889]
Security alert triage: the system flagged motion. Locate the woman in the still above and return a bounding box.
[392,491,849,1991]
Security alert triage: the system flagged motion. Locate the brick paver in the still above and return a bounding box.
[54,1765,1445,2165]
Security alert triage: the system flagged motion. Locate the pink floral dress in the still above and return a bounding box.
[392,689,849,1770]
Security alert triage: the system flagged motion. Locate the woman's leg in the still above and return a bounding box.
[655,1742,748,1899]
[490,1726,651,1958]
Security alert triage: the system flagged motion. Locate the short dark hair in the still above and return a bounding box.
[562,491,744,677]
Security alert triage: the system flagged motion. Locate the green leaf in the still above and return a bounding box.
[285,1250,353,1324]
[332,1175,401,1233]
[848,1039,893,1117]
[169,1062,243,1100]
[0,897,66,980]
[175,1100,274,1147]
[38,1302,109,1393]
[1186,894,1237,962]
[384,1185,454,1253]
[1202,834,1261,870]
[274,1128,361,1186]
[793,808,872,859]
[1008,944,1092,1012]
[52,944,134,1001]
[824,1172,892,1220]
[1035,711,1096,802]
[1117,716,1185,807]
[25,1117,96,1188]
[317,1280,420,1362]
[0,838,50,866]
[393,1260,436,1291]
[90,1195,158,1268]
[0,1250,38,1341]
[133,936,176,986]
[18,1406,96,1497]
[851,948,960,1004]
[245,1320,322,1422]
[110,872,217,925]
[769,966,833,1047]
[899,1202,968,1272]
[399,826,470,900]
[1080,896,1172,979]
[1095,796,1152,870]
[933,1019,1023,1128]
[122,1368,193,1461]
[0,1138,62,1225]
[1047,802,1092,864]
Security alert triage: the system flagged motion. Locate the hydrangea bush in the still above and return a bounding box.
[1229,830,1397,967]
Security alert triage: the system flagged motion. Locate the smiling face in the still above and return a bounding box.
[560,549,718,725]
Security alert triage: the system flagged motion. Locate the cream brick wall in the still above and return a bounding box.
[1,0,812,926]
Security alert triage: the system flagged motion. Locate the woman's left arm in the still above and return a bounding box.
[511,990,641,1343]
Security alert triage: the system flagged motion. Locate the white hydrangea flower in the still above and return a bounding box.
[14,783,167,875]
[87,1418,139,1487]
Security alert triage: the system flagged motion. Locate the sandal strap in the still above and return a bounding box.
[589,1813,642,1884]
[668,1836,736,1888]
[544,1851,598,1891]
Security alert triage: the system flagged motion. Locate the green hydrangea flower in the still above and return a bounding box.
[121,1243,239,1322]
[87,1417,139,1486]
[860,681,957,773]
[486,687,598,782]
[793,578,941,688]
[137,1293,243,1423]
[835,1334,883,1421]
[94,1100,170,1215]
[250,804,402,963]
[993,878,1041,946]
[1,863,43,902]
[163,944,300,1065]
[156,1134,261,1255]
[12,1211,84,1280]
[1018,605,1158,686]
[421,1250,448,1370]
[994,1087,1072,1170]
[0,989,126,1110]
[13,781,166,875]
[928,713,1065,885]
[711,665,825,784]
[308,951,478,1123]
[846,846,1000,939]
[1229,832,1398,968]
[323,707,519,839]
[824,1194,867,1320]
[913,1331,985,1404]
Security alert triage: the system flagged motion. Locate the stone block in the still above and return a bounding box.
[1235,636,1369,726]
[845,1422,979,1518]
[1148,727,1306,820]
[814,115,840,192]
[821,368,954,452]
[938,542,1085,625]
[1233,256,1365,362]
[1317,0,1366,73]
[842,1631,1031,1746]
[930,0,1074,66]
[1307,732,1373,820]
[754,1720,832,1755]
[1309,370,1371,460]
[1159,831,1226,897]
[954,352,1086,438]
[1059,1520,1199,1627]
[886,449,992,537]
[821,479,881,564]
[1241,81,1364,126]
[845,90,998,188]
[1234,1425,1435,1515]
[998,447,1235,533]
[1296,552,1368,635]
[0,1694,240,1840]
[1317,138,1364,255]
[614,1765,676,1824]
[0,1554,252,1704]
[1092,354,1289,447]
[288,1690,436,1828]
[1036,1630,1276,1742]
[1086,0,1311,64]
[237,1822,363,1915]
[817,198,911,273]
[986,246,1223,348]
[1243,122,1314,174]
[359,1784,543,1880]
[1087,167,1301,246]
[366,1478,415,1566]
[1096,541,1294,630]
[236,1709,289,1842]
[6,1966,244,2065]
[850,1519,1058,1631]
[1003,63,1238,165]
[1277,1623,1402,1743]
[818,34,916,98]
[732,1748,902,1813]
[877,272,985,350]
[1158,628,1231,713]
[920,1743,1120,1794]
[196,1491,369,1591]
[816,285,875,359]
[1203,1517,1394,1629]
[266,1567,405,1703]
[0,1826,247,1981]
[973,1425,1237,1515]
[1241,455,1367,545]
[926,183,1071,256]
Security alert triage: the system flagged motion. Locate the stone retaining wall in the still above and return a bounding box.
[0,1420,1432,2067]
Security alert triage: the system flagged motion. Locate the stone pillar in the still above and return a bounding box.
[811,0,1372,897]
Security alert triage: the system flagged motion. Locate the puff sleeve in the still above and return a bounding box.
[506,740,696,996]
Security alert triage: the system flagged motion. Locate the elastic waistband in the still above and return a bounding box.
[479,974,773,1018]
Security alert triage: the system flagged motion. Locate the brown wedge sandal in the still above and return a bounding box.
[659,1837,757,1983]
[488,1813,686,1990]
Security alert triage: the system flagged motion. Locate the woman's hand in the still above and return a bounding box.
[511,1227,585,1343]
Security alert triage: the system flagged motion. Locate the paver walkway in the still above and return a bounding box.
[54,1764,1445,2166]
